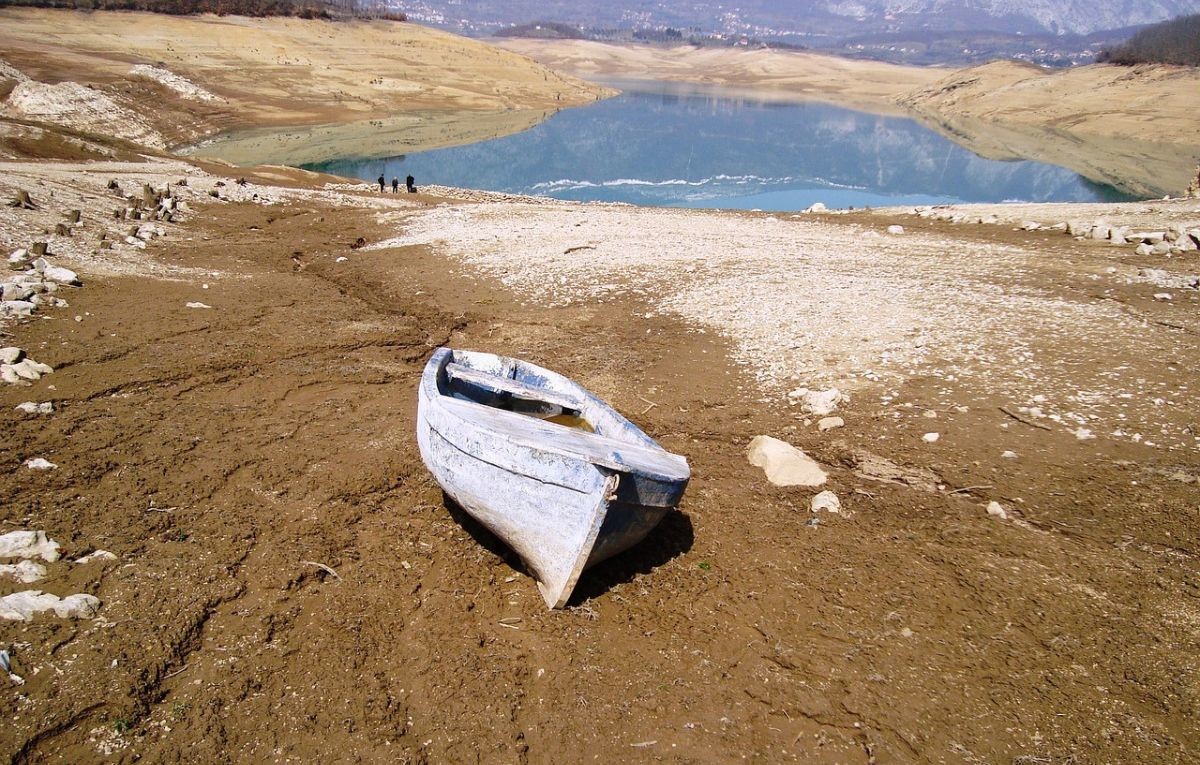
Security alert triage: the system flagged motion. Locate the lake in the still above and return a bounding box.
[306,82,1133,210]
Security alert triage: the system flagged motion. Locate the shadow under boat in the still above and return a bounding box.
[443,492,694,608]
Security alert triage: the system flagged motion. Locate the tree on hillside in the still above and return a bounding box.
[1097,13,1200,66]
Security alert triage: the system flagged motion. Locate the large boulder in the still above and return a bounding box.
[747,436,828,487]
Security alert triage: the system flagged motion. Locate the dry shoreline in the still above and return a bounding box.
[0,143,1198,761]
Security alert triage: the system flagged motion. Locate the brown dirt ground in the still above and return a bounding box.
[0,156,1198,765]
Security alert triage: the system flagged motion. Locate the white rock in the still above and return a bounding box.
[811,490,842,513]
[9,359,49,380]
[922,432,940,443]
[1020,221,1040,231]
[1074,428,1095,441]
[1001,450,1018,459]
[24,458,57,470]
[30,257,47,274]
[75,550,118,564]
[1090,225,1110,241]
[788,387,844,416]
[335,256,348,263]
[817,416,844,432]
[1135,243,1154,256]
[986,501,1008,520]
[0,366,21,385]
[0,591,100,621]
[0,347,23,364]
[8,249,28,263]
[0,530,61,562]
[886,225,904,235]
[805,202,827,213]
[14,402,53,415]
[747,435,828,487]
[1,300,37,317]
[922,409,938,419]
[0,560,46,583]
[1152,241,1171,255]
[41,265,81,286]
[1153,293,1172,301]
[185,302,211,309]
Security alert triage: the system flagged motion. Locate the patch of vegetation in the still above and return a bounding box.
[0,0,407,22]
[1097,14,1200,66]
[494,21,584,39]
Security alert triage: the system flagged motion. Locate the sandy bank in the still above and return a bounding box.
[495,38,942,114]
[901,60,1200,197]
[0,9,612,156]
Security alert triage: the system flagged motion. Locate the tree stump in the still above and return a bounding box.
[7,190,36,209]
[54,223,70,236]
[31,242,48,257]
[67,210,81,224]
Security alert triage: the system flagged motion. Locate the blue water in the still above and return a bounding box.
[307,83,1133,210]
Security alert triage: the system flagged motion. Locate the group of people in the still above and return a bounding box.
[379,174,417,194]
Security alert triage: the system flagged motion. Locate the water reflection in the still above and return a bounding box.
[307,83,1133,210]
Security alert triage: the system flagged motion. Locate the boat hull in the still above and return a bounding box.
[416,348,689,608]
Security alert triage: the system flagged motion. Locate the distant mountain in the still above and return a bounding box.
[389,0,1200,37]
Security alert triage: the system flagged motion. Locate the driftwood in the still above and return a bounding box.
[7,190,35,210]
[998,406,1052,431]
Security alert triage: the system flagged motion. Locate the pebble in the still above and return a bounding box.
[922,432,940,443]
[14,402,53,415]
[1074,428,1096,441]
[922,409,938,418]
[185,301,212,309]
[887,225,904,235]
[810,490,841,513]
[75,550,118,564]
[817,416,844,432]
[986,501,1008,520]
[788,387,845,416]
[1001,450,1018,459]
[24,458,57,470]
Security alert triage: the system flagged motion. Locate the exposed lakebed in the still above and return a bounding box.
[306,82,1134,210]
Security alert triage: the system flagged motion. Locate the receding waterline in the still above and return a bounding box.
[304,83,1134,210]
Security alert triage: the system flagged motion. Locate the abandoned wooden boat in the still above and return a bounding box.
[416,348,691,608]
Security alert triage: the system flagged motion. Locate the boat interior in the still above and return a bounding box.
[441,359,597,433]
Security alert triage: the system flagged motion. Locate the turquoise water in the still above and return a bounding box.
[307,83,1133,210]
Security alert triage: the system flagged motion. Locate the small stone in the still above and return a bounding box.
[75,550,118,564]
[41,265,80,286]
[335,256,348,263]
[14,402,53,415]
[810,490,841,513]
[817,416,844,432]
[922,410,938,419]
[24,458,57,470]
[1001,450,1018,459]
[922,432,939,443]
[0,530,61,562]
[0,591,100,621]
[747,435,828,487]
[185,302,211,309]
[0,560,46,583]
[787,387,845,416]
[1153,293,1172,301]
[1074,428,1095,441]
[0,347,23,364]
[1135,243,1154,256]
[986,501,1008,520]
[887,225,904,235]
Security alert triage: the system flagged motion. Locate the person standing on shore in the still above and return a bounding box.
[377,174,385,192]
[391,177,399,193]
[406,175,417,193]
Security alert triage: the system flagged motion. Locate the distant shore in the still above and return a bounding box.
[497,38,1200,197]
